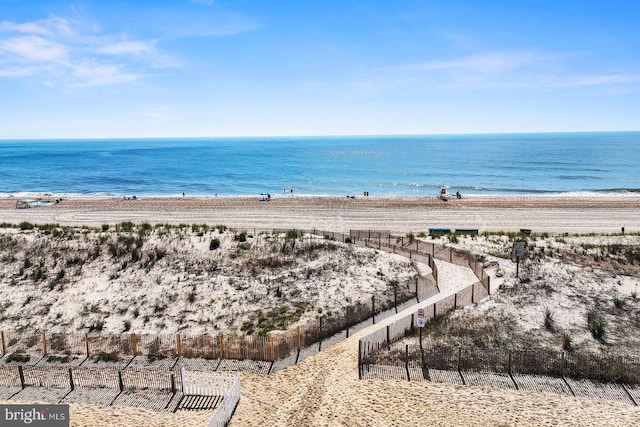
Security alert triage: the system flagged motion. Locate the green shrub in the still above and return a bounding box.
[587,311,606,340]
[543,307,555,332]
[19,222,34,231]
[117,221,134,232]
[209,238,220,250]
[47,355,72,363]
[562,332,574,353]
[92,351,119,363]
[6,352,30,363]
[286,229,303,239]
[613,296,625,310]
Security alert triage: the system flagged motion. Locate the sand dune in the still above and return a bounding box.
[2,195,640,426]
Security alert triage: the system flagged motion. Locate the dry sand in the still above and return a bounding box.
[2,194,640,426]
[2,194,640,233]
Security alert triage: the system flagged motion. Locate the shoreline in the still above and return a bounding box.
[2,194,640,233]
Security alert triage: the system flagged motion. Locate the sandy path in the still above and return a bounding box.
[2,195,640,233]
[230,261,640,426]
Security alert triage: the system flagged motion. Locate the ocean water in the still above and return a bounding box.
[1,132,639,197]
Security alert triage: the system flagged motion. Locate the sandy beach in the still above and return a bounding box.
[2,194,640,426]
[2,194,640,234]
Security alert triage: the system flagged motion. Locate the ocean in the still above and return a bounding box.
[1,132,639,198]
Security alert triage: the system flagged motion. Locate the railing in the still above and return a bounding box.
[181,369,241,427]
[358,279,488,359]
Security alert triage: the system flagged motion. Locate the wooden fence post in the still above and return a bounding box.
[176,334,182,357]
[68,368,74,391]
[130,333,137,356]
[410,314,415,334]
[372,296,376,324]
[0,331,5,356]
[18,365,25,389]
[84,333,90,358]
[454,293,458,310]
[471,284,475,304]
[386,325,390,350]
[42,331,47,356]
[394,286,398,313]
[405,345,410,381]
[433,303,437,319]
[358,341,362,380]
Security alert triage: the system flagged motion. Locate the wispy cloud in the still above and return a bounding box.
[0,16,169,88]
[0,17,74,37]
[97,40,156,56]
[415,51,539,73]
[0,35,68,62]
[385,51,640,92]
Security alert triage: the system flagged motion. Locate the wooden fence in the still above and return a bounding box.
[0,365,179,392]
[1,229,482,366]
[360,343,640,385]
[358,279,489,357]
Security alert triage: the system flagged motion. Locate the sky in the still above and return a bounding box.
[0,0,639,139]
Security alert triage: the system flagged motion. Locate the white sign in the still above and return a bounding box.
[417,308,425,327]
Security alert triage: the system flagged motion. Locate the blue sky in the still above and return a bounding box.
[0,0,639,138]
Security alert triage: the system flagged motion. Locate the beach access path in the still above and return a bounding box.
[229,259,640,427]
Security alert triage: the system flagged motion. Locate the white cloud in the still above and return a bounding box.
[71,61,142,88]
[564,73,640,87]
[97,40,156,56]
[0,35,68,62]
[383,51,640,93]
[0,17,163,88]
[0,17,74,37]
[0,65,37,77]
[418,51,538,73]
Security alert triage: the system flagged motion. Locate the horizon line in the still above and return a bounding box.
[1,129,639,142]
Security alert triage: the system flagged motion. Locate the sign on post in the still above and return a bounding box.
[416,308,425,328]
[512,240,526,260]
[512,240,527,279]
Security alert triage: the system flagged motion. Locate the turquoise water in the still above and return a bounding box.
[1,132,639,197]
